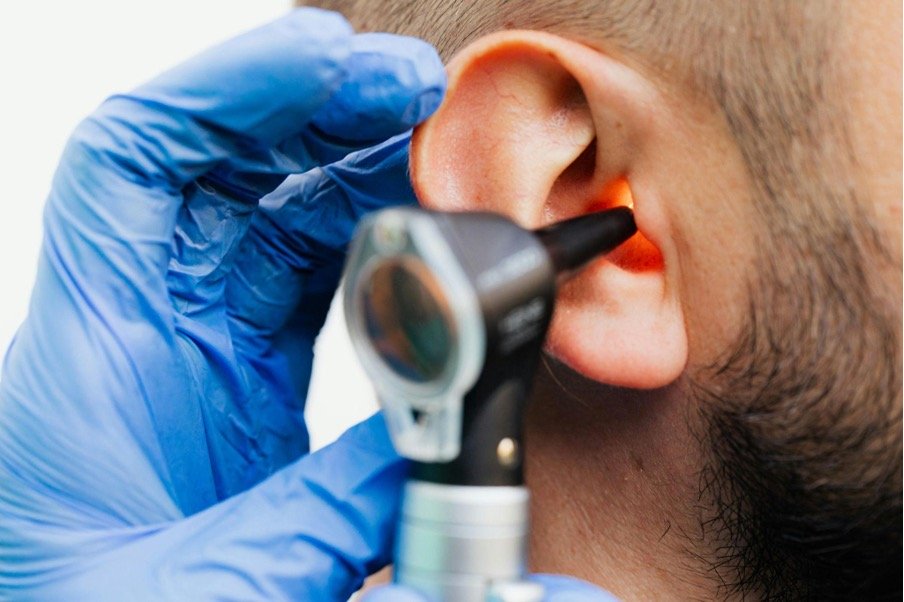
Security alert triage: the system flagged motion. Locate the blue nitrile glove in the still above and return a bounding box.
[362,575,620,601]
[0,8,445,600]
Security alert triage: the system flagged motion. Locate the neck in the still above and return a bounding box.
[524,358,717,601]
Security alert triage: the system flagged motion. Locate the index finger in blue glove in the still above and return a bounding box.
[226,134,416,349]
[50,8,444,324]
[165,30,446,320]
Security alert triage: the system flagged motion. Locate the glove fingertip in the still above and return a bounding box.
[340,412,401,458]
[312,33,446,141]
[359,33,446,128]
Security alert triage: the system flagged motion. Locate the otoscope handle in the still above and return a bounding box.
[342,207,639,600]
[395,481,543,601]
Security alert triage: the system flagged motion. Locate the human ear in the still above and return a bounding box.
[410,31,687,389]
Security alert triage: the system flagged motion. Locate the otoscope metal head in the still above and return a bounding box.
[343,206,636,471]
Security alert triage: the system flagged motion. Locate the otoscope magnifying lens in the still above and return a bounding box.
[362,258,455,383]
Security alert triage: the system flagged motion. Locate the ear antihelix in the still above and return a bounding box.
[410,36,596,223]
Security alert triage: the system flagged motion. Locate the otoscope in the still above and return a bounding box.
[343,206,636,601]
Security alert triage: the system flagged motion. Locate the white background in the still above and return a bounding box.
[0,1,375,450]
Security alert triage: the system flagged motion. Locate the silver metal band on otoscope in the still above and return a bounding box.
[395,481,543,602]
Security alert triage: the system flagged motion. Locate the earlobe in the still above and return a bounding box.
[411,31,688,390]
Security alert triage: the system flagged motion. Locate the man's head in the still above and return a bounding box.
[305,1,902,599]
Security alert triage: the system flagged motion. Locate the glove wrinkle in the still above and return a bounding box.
[0,8,446,599]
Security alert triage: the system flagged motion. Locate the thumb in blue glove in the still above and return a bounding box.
[44,414,408,600]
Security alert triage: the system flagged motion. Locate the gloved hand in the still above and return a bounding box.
[361,575,621,601]
[0,9,445,600]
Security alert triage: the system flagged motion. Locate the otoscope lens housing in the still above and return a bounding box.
[362,258,455,383]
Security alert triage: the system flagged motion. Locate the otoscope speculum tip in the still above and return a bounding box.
[533,206,637,276]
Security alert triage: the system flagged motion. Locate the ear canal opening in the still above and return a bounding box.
[550,159,662,273]
[593,177,635,212]
[602,177,664,272]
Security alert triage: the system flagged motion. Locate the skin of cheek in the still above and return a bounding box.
[647,91,758,368]
[839,0,902,301]
[525,369,712,600]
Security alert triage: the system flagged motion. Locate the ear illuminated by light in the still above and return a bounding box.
[610,177,635,209]
[590,177,662,272]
